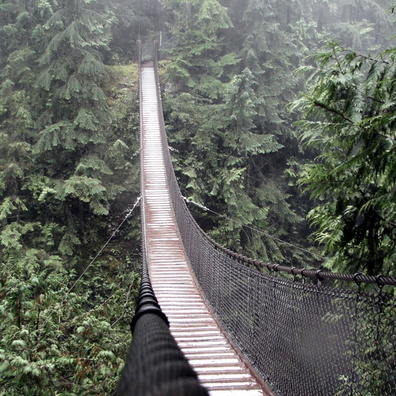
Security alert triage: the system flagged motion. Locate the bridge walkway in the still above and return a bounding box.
[140,65,268,395]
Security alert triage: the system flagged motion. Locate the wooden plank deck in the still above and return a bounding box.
[140,65,269,396]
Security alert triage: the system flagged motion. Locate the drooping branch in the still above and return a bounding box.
[313,100,354,124]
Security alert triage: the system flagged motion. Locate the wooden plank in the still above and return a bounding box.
[141,66,268,395]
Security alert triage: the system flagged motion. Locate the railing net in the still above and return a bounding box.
[153,45,396,395]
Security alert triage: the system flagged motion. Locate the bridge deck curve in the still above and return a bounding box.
[141,65,268,395]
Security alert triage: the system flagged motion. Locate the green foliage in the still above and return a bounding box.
[0,244,139,395]
[321,0,395,51]
[162,0,394,266]
[163,0,316,264]
[294,43,396,275]
[30,0,137,250]
[0,2,141,394]
[165,0,237,93]
[1,0,395,392]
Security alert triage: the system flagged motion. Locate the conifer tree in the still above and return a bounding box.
[294,43,396,275]
[0,0,57,263]
[0,2,139,393]
[163,0,236,192]
[165,0,237,94]
[230,0,318,262]
[164,0,313,263]
[220,68,302,260]
[164,0,246,247]
[33,0,123,255]
[318,0,394,51]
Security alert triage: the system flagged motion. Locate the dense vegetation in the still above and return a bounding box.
[160,0,395,271]
[0,1,141,394]
[294,43,396,276]
[0,0,395,394]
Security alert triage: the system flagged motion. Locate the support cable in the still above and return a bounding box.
[182,196,396,285]
[41,196,141,329]
[67,196,141,296]
[183,195,322,260]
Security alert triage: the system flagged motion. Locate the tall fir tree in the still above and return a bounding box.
[0,1,140,394]
[34,0,121,255]
[163,0,319,263]
[293,43,396,275]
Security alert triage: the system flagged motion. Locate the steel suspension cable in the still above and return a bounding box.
[120,41,396,396]
[41,197,142,330]
[183,195,323,261]
[147,41,396,395]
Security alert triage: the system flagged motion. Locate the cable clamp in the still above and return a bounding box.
[182,196,209,211]
[376,274,385,287]
[353,272,362,285]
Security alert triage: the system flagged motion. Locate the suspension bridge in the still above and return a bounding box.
[115,44,396,396]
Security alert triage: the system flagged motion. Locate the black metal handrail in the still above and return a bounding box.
[150,40,396,287]
[115,41,208,396]
[151,41,396,395]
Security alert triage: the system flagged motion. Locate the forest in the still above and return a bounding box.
[0,0,395,394]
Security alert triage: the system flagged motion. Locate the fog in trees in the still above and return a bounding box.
[0,0,395,394]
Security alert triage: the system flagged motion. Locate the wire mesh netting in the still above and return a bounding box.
[172,195,396,395]
[150,45,396,395]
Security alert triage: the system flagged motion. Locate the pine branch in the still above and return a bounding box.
[366,95,385,104]
[313,100,354,124]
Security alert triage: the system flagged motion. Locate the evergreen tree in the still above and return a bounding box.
[164,0,316,264]
[220,0,394,263]
[163,0,237,194]
[164,0,250,250]
[165,0,237,94]
[0,0,58,272]
[294,43,396,275]
[0,0,54,197]
[316,0,394,51]
[0,2,140,394]
[34,0,123,255]
[220,0,317,262]
[209,68,288,259]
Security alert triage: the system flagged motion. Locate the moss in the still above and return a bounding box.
[103,64,139,107]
